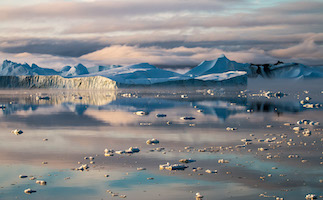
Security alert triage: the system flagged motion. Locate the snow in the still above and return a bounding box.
[185,55,250,77]
[0,55,322,89]
[88,63,185,84]
[196,71,247,81]
[61,64,89,77]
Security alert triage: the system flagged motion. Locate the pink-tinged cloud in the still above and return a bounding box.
[80,45,276,66]
[270,38,323,60]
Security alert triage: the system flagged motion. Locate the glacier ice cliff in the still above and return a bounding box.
[1,55,322,89]
[0,75,117,89]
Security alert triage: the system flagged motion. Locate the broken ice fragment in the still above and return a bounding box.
[24,188,36,194]
[36,180,47,185]
[11,129,23,135]
[146,138,159,145]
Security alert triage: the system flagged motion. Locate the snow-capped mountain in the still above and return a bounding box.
[185,54,250,77]
[90,63,185,84]
[186,55,323,79]
[61,64,89,77]
[87,65,122,74]
[0,60,59,76]
[0,56,322,89]
[250,62,323,79]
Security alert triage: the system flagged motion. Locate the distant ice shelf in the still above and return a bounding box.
[0,55,322,89]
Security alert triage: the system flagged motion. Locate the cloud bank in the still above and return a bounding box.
[0,0,322,67]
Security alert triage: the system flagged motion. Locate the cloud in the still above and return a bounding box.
[270,37,323,63]
[0,38,106,57]
[0,0,323,66]
[0,51,93,70]
[80,45,277,66]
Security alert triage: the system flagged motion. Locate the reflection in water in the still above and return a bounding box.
[0,87,322,200]
[0,89,319,122]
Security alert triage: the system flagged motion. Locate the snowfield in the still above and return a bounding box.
[0,55,322,89]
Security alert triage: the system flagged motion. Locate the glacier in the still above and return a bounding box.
[185,55,323,79]
[0,55,322,89]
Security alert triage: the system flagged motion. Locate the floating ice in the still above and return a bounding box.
[196,192,204,199]
[180,117,195,120]
[159,162,188,171]
[226,127,237,131]
[36,96,50,100]
[218,159,229,163]
[305,194,317,199]
[11,129,23,135]
[36,180,47,185]
[128,147,140,153]
[146,138,160,145]
[77,164,89,171]
[179,158,196,163]
[24,188,36,194]
[156,114,167,118]
[205,169,218,174]
[135,111,148,116]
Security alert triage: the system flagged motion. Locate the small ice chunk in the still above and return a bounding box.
[305,194,317,199]
[104,149,114,154]
[258,147,268,151]
[115,150,125,154]
[77,164,89,171]
[180,117,195,120]
[156,114,167,118]
[159,162,188,171]
[146,138,159,145]
[196,192,204,199]
[179,158,196,163]
[36,180,47,185]
[218,159,229,163]
[24,188,36,194]
[11,129,23,135]
[128,147,140,153]
[134,111,148,116]
[36,96,50,100]
[226,127,237,131]
[205,169,217,174]
[159,162,170,170]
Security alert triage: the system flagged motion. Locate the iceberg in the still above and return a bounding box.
[1,55,321,89]
[0,60,247,89]
[185,55,323,79]
[185,54,250,77]
[0,60,59,76]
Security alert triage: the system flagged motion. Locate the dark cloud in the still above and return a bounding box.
[0,0,237,20]
[0,0,322,65]
[0,38,107,57]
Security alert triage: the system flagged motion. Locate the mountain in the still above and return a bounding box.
[250,62,323,79]
[90,63,185,84]
[0,60,59,76]
[0,56,322,89]
[87,65,122,74]
[61,63,89,77]
[185,55,250,77]
[186,55,323,79]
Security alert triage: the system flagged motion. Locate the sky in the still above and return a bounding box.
[0,0,322,69]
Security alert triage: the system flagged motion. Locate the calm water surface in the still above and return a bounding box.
[0,79,322,200]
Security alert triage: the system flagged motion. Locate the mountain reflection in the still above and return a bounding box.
[0,90,315,123]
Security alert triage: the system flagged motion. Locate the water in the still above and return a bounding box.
[0,79,322,200]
